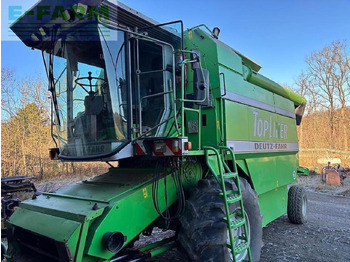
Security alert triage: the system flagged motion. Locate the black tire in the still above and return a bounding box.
[287,185,307,224]
[179,177,262,262]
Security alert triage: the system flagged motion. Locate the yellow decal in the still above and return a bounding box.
[217,121,220,129]
[282,197,285,201]
[189,30,192,39]
[143,188,148,199]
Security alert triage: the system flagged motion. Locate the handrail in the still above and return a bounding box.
[188,24,213,36]
[140,90,173,103]
[137,68,170,75]
[219,146,238,174]
[179,56,208,137]
[219,72,226,97]
[204,146,224,184]
[178,50,208,104]
[133,115,176,141]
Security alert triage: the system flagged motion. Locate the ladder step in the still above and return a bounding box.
[226,216,246,229]
[226,194,242,203]
[205,146,252,261]
[234,241,250,254]
[222,172,238,179]
[220,190,239,196]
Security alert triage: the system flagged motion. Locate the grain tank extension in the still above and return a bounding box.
[6,1,307,261]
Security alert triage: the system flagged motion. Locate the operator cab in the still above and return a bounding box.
[44,30,129,158]
[11,1,182,160]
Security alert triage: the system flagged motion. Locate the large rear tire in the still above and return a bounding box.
[179,177,262,262]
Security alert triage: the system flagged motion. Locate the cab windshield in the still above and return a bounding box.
[45,26,128,158]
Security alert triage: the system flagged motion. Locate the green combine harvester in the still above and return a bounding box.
[6,1,308,261]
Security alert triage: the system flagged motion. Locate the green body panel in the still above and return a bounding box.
[17,195,106,222]
[183,27,300,226]
[200,107,221,147]
[246,154,297,195]
[9,208,82,257]
[274,94,295,114]
[220,65,276,108]
[225,102,298,143]
[85,175,177,259]
[258,185,288,226]
[8,168,186,261]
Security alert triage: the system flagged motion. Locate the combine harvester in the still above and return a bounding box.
[7,1,307,261]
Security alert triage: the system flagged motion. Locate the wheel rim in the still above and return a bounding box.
[302,195,307,218]
[227,209,251,262]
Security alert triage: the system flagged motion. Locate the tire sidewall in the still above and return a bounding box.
[238,178,263,262]
[287,185,307,224]
[179,177,263,262]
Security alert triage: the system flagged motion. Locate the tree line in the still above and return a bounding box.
[1,68,107,179]
[295,41,350,168]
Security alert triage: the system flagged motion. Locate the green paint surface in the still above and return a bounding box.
[225,102,298,143]
[258,185,288,226]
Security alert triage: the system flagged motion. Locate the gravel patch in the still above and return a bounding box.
[140,191,350,262]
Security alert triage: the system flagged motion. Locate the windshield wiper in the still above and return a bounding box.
[50,76,61,126]
[43,50,61,126]
[54,67,66,87]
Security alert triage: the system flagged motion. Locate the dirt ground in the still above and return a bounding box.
[4,175,350,262]
[145,190,350,262]
[260,191,350,262]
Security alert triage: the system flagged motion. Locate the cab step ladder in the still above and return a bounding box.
[204,146,252,262]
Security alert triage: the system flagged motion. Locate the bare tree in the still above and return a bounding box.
[2,69,50,119]
[1,68,20,117]
[1,67,108,179]
[2,68,51,177]
[331,42,350,150]
[296,41,350,150]
[21,75,50,114]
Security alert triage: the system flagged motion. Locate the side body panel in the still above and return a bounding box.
[184,28,300,226]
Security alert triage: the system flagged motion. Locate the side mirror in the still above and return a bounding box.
[295,102,306,126]
[191,50,211,106]
[193,67,210,106]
